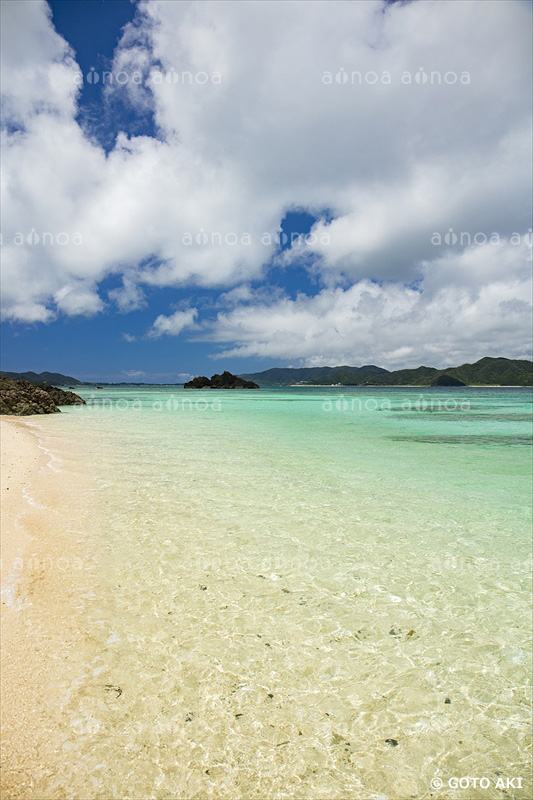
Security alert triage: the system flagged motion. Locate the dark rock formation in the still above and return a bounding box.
[210,371,259,389]
[42,385,86,407]
[184,371,259,389]
[431,374,466,387]
[0,377,85,416]
[184,375,212,389]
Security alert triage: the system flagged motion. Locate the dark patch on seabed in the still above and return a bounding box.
[389,434,533,446]
[391,412,533,423]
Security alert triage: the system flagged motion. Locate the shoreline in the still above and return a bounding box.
[0,417,95,798]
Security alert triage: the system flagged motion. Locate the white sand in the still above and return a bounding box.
[1,417,93,798]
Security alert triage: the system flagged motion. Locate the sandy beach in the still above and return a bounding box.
[0,417,94,798]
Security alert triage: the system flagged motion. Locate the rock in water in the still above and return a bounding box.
[184,375,212,389]
[210,371,259,389]
[41,385,86,407]
[0,377,85,416]
[184,371,259,389]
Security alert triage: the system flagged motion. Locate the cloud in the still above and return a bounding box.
[122,369,146,378]
[0,0,80,126]
[201,241,532,369]
[54,282,104,317]
[122,332,137,342]
[0,0,531,366]
[147,307,198,338]
[109,275,147,312]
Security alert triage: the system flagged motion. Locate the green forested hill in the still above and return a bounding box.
[240,365,388,385]
[241,358,532,386]
[0,370,82,386]
[443,357,533,386]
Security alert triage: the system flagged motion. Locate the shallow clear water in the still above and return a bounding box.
[24,387,533,798]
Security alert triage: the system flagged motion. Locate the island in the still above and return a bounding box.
[239,357,532,387]
[184,371,259,389]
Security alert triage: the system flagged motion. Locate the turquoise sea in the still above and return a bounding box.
[21,386,533,798]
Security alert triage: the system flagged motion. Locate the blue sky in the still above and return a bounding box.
[1,207,321,381]
[1,0,531,381]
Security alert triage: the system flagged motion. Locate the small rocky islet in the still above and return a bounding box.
[184,371,259,389]
[0,376,86,416]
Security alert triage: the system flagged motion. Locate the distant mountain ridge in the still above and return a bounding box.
[0,370,82,386]
[239,365,388,385]
[240,357,533,386]
[2,357,531,388]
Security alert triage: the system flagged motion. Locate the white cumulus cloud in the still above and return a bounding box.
[147,308,198,338]
[0,0,531,366]
[201,241,532,369]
